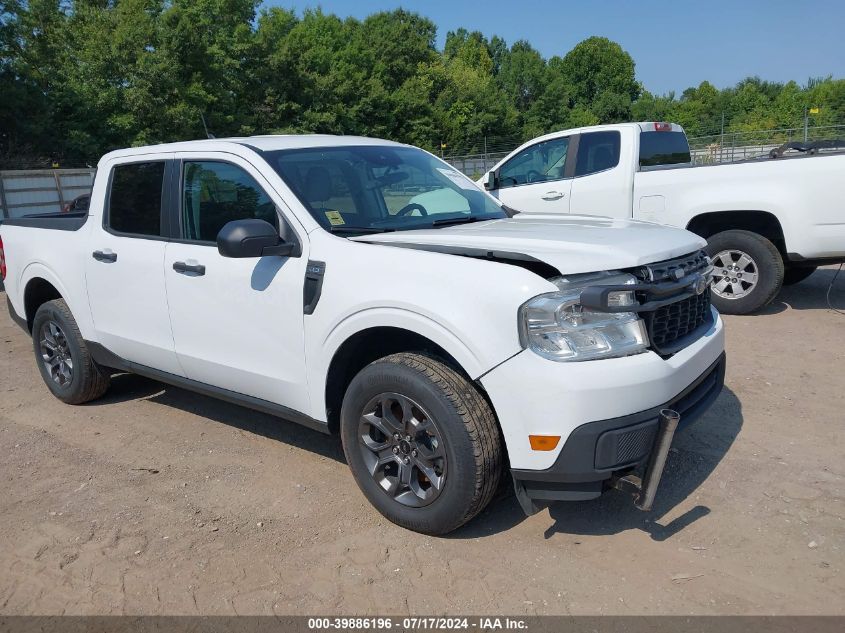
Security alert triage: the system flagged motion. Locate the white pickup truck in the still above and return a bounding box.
[1,136,725,534]
[481,122,845,314]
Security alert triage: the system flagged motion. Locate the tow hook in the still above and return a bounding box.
[611,409,680,511]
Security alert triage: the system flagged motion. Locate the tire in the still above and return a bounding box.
[31,299,111,404]
[783,266,817,286]
[705,230,784,315]
[340,353,503,535]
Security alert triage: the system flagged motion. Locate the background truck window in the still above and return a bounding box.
[498,137,570,188]
[107,162,165,236]
[574,131,621,176]
[639,131,692,167]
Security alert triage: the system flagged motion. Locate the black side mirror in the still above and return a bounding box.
[482,170,497,190]
[217,219,299,258]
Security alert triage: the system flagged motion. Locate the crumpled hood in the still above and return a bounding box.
[350,214,706,275]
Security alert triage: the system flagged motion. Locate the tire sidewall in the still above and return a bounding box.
[340,359,479,534]
[706,230,784,314]
[32,301,87,402]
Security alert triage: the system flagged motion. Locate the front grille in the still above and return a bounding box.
[646,288,711,354]
[635,251,713,356]
[640,250,710,282]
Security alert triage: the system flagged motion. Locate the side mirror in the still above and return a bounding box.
[482,170,497,190]
[217,218,298,258]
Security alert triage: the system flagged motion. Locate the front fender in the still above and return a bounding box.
[305,306,522,422]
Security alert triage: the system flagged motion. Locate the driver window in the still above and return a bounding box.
[498,136,569,189]
[181,161,278,242]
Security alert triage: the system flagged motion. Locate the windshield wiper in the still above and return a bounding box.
[328,226,395,234]
[431,216,482,228]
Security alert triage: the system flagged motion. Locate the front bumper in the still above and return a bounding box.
[479,307,725,511]
[511,352,725,511]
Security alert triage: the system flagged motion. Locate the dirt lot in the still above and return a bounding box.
[1,269,844,616]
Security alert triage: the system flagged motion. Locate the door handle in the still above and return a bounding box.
[541,191,565,201]
[173,261,206,276]
[92,250,117,263]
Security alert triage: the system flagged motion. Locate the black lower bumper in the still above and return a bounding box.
[511,352,726,513]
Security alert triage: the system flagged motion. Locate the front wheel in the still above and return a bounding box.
[706,230,784,314]
[340,353,502,535]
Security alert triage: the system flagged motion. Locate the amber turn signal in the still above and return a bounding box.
[529,435,561,451]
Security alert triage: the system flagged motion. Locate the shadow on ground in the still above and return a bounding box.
[87,372,346,463]
[759,266,843,314]
[90,371,743,541]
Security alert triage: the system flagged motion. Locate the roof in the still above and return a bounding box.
[100,134,408,161]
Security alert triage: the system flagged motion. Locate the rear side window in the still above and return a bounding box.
[107,162,165,236]
[181,161,278,242]
[575,131,621,176]
[639,131,691,167]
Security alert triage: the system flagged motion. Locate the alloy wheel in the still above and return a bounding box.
[711,249,759,300]
[358,392,447,507]
[39,321,73,387]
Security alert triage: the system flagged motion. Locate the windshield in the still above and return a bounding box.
[263,145,506,234]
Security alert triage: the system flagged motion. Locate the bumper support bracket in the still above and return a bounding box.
[611,408,680,511]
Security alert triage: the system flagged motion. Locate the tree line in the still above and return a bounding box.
[1,0,844,168]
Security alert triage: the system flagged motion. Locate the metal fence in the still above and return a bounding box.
[687,124,845,164]
[0,168,95,219]
[443,123,845,175]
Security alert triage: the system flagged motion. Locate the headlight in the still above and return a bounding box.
[518,271,649,361]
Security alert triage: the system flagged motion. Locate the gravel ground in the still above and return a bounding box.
[0,268,843,616]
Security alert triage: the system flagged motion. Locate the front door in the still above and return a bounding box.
[490,135,572,214]
[163,154,311,413]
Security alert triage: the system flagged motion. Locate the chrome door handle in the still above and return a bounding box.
[541,191,565,201]
[92,250,117,263]
[173,261,206,276]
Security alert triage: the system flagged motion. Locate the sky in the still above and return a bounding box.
[264,0,845,95]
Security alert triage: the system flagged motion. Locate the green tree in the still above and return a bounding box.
[559,36,639,121]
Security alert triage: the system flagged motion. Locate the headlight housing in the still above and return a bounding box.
[518,271,649,361]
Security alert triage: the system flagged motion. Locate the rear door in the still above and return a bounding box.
[567,130,630,219]
[489,135,573,214]
[84,155,183,375]
[163,152,311,413]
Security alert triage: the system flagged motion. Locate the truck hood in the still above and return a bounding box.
[350,214,706,275]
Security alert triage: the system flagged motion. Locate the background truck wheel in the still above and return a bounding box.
[31,299,111,404]
[782,266,817,286]
[706,229,784,315]
[340,352,502,535]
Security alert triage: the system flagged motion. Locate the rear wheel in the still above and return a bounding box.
[783,266,817,286]
[706,230,784,314]
[32,299,110,404]
[340,353,502,535]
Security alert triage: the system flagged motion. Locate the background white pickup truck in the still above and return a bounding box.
[481,122,845,314]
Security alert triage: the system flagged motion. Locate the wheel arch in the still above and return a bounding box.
[17,262,94,338]
[23,276,64,332]
[323,326,483,434]
[686,210,786,256]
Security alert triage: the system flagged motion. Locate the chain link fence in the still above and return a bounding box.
[687,124,845,164]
